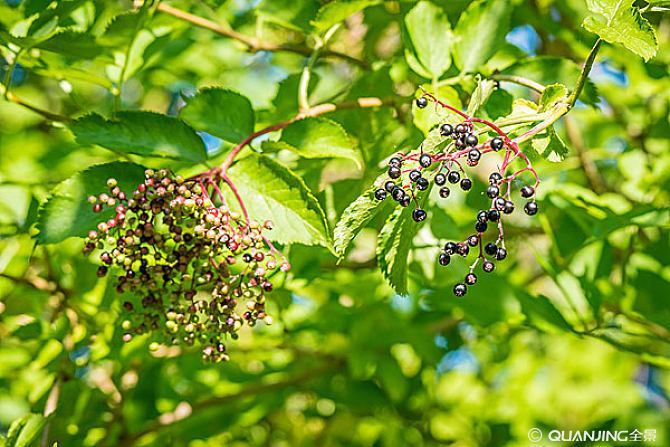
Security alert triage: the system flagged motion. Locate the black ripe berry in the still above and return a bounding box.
[388,165,401,179]
[465,134,478,147]
[416,177,429,191]
[453,283,467,297]
[475,220,488,233]
[520,185,535,198]
[399,195,411,207]
[455,124,467,134]
[486,185,500,199]
[460,178,472,191]
[415,96,428,108]
[458,244,470,256]
[491,137,504,151]
[434,173,446,186]
[97,265,108,277]
[487,209,500,222]
[489,172,502,184]
[496,248,507,261]
[385,181,396,192]
[409,170,421,182]
[419,153,432,168]
[454,138,466,149]
[391,186,404,201]
[482,261,495,273]
[439,187,450,198]
[485,242,498,256]
[389,156,402,166]
[477,210,488,222]
[465,273,477,285]
[468,148,481,161]
[440,123,453,136]
[439,252,451,266]
[375,189,387,200]
[448,171,460,184]
[524,201,538,215]
[495,197,507,210]
[503,200,515,214]
[444,242,458,254]
[412,208,427,222]
[467,235,479,247]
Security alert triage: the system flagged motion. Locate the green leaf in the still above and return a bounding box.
[453,0,513,73]
[70,112,207,162]
[263,117,362,168]
[257,0,319,31]
[529,126,569,162]
[334,176,387,259]
[484,89,514,120]
[6,414,46,447]
[180,88,255,144]
[36,162,146,244]
[403,1,452,78]
[582,0,658,61]
[501,57,599,106]
[227,154,331,248]
[312,0,382,31]
[35,31,105,59]
[538,83,568,111]
[466,77,496,116]
[412,85,462,135]
[377,197,426,295]
[515,291,574,332]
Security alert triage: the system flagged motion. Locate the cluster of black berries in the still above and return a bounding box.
[373,95,540,296]
[84,169,288,362]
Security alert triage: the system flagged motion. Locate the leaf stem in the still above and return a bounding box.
[567,38,602,107]
[490,74,546,93]
[0,84,70,122]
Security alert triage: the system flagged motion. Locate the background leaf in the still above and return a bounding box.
[403,1,452,79]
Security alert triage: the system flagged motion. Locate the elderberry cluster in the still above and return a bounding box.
[374,95,540,297]
[83,169,288,362]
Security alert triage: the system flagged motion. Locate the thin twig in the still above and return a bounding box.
[564,115,606,194]
[117,360,344,446]
[153,3,369,69]
[490,74,546,93]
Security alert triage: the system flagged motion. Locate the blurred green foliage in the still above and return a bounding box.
[0,0,669,446]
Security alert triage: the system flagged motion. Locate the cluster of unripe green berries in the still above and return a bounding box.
[84,169,287,362]
[375,97,540,296]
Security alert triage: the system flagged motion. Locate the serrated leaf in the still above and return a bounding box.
[582,0,658,61]
[334,176,387,258]
[466,77,496,116]
[227,154,331,247]
[36,162,146,244]
[529,126,569,162]
[515,291,574,332]
[263,117,362,168]
[312,0,382,31]
[453,0,513,73]
[70,112,207,162]
[484,89,514,120]
[377,205,422,295]
[501,57,599,106]
[180,88,255,144]
[539,83,568,112]
[403,1,452,78]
